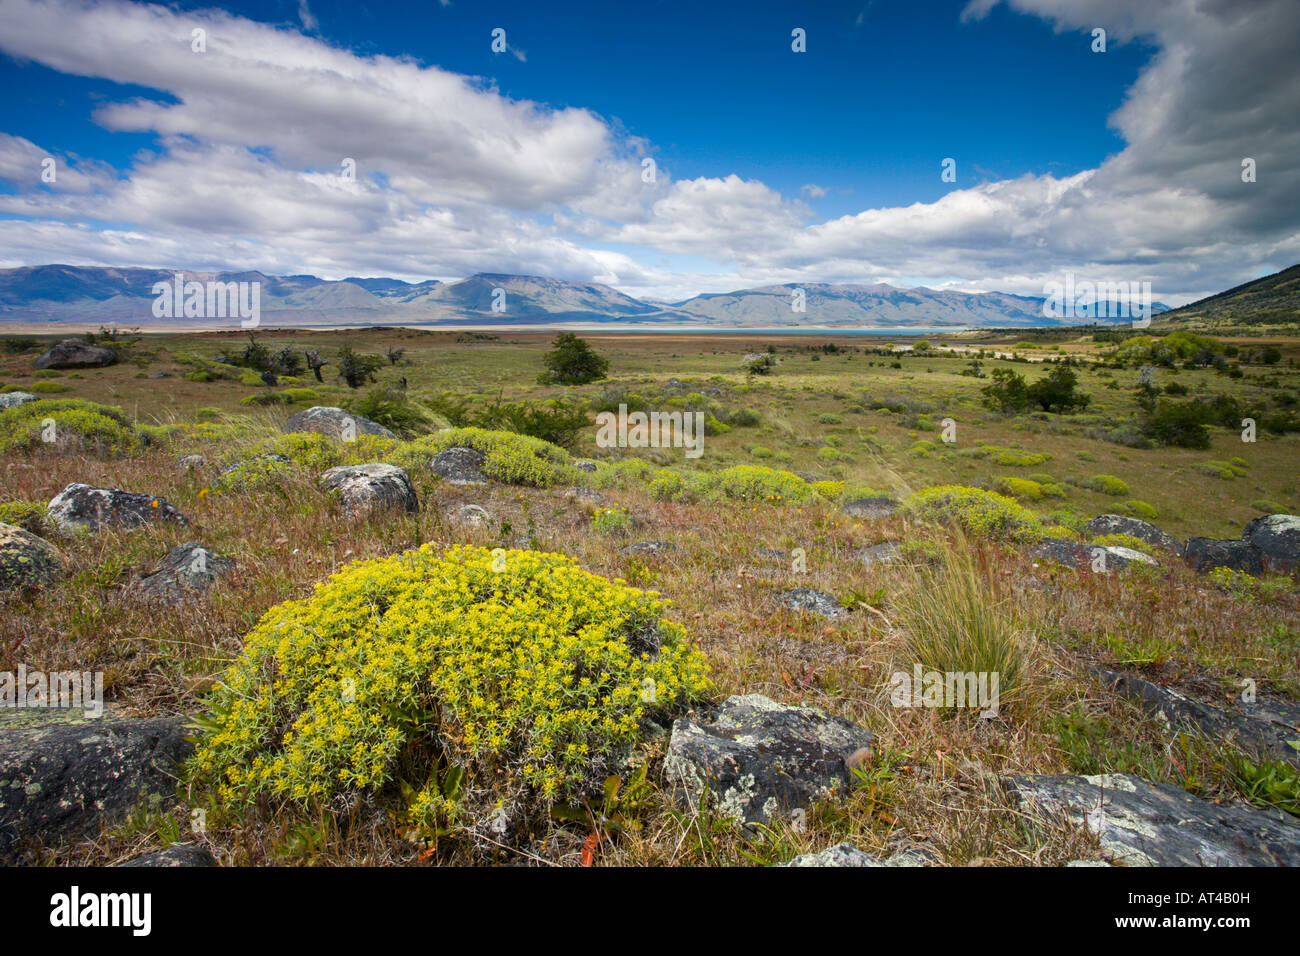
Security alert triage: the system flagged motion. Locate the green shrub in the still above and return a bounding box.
[904,486,1044,541]
[648,469,699,503]
[590,507,633,534]
[190,545,711,826]
[1196,460,1245,480]
[1122,499,1159,520]
[1251,499,1287,514]
[0,500,49,533]
[994,476,1045,501]
[26,381,71,394]
[700,465,815,505]
[0,398,137,455]
[391,428,578,488]
[1086,474,1130,496]
[750,445,774,459]
[343,387,432,438]
[212,455,296,493]
[281,388,320,404]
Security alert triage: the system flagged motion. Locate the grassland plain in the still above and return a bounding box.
[1,326,1297,867]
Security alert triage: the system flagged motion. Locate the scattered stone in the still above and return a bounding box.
[857,542,902,567]
[46,483,188,533]
[33,339,116,370]
[563,487,605,504]
[842,496,899,520]
[665,694,874,827]
[176,454,206,471]
[1086,514,1181,551]
[572,459,599,473]
[0,522,65,591]
[1008,772,1300,866]
[1093,667,1300,765]
[1184,537,1263,575]
[119,845,217,868]
[137,543,234,605]
[431,447,488,485]
[779,587,846,619]
[0,716,192,864]
[0,391,37,409]
[1242,513,1300,573]
[284,406,396,441]
[753,547,788,561]
[621,540,677,557]
[451,503,491,527]
[779,843,929,867]
[146,371,172,379]
[320,463,419,519]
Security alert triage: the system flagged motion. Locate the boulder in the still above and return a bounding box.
[0,391,37,409]
[137,543,234,605]
[1093,667,1300,765]
[842,497,899,520]
[33,339,116,370]
[118,845,217,868]
[572,459,599,473]
[857,542,901,567]
[1184,537,1263,575]
[1030,540,1157,572]
[0,522,65,591]
[0,716,192,863]
[284,406,395,441]
[778,843,929,867]
[1008,772,1300,866]
[431,447,488,485]
[1242,513,1300,573]
[176,454,206,471]
[779,587,846,619]
[47,483,188,533]
[1086,514,1181,551]
[451,503,491,527]
[319,463,419,519]
[665,694,874,827]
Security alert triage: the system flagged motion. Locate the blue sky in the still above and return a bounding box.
[0,0,1295,303]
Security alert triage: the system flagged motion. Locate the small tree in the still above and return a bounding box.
[539,333,608,386]
[386,347,405,366]
[305,349,328,383]
[337,346,384,389]
[981,368,1030,413]
[1026,366,1091,413]
[742,352,776,376]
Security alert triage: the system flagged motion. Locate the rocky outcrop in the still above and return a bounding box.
[842,497,899,520]
[0,522,64,591]
[1093,667,1300,765]
[137,543,234,605]
[1029,539,1158,572]
[779,587,846,619]
[118,845,217,867]
[47,483,188,533]
[1086,514,1181,551]
[1008,772,1300,866]
[779,842,929,867]
[0,391,37,409]
[33,339,116,370]
[320,463,418,519]
[1183,513,1299,575]
[0,716,193,863]
[665,694,873,827]
[431,447,488,484]
[284,406,395,441]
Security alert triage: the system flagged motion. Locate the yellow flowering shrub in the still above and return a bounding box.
[387,428,579,487]
[904,485,1045,541]
[0,398,138,455]
[191,545,711,823]
[698,465,816,504]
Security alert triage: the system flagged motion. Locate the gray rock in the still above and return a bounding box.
[138,543,233,605]
[779,587,846,619]
[146,371,171,379]
[119,845,217,867]
[1086,514,1181,551]
[857,542,902,567]
[1242,513,1300,573]
[572,459,599,473]
[842,497,899,520]
[665,694,874,827]
[753,547,788,561]
[1093,667,1300,765]
[284,406,396,442]
[779,842,929,867]
[451,503,491,527]
[320,463,418,519]
[176,454,206,471]
[0,522,65,591]
[0,391,37,409]
[1029,539,1157,572]
[621,540,677,557]
[431,447,488,485]
[1184,537,1263,575]
[563,487,606,504]
[1008,772,1300,866]
[0,716,192,863]
[33,339,116,370]
[47,483,188,533]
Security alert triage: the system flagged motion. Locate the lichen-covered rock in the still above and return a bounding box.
[1086,514,1180,551]
[176,454,206,471]
[1184,537,1263,575]
[33,339,116,370]
[857,542,901,567]
[621,540,677,557]
[1093,667,1300,765]
[284,406,395,441]
[665,694,874,827]
[319,463,418,519]
[1242,513,1300,573]
[137,543,234,605]
[46,483,188,533]
[0,522,64,591]
[778,842,929,867]
[0,391,37,409]
[118,845,217,868]
[0,716,192,863]
[1008,772,1300,866]
[431,446,488,484]
[779,587,846,619]
[572,459,599,473]
[1029,540,1157,572]
[451,503,491,527]
[842,497,898,520]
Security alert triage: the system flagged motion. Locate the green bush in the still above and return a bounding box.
[994,476,1045,501]
[0,398,137,455]
[699,465,815,505]
[391,428,579,488]
[904,485,1044,542]
[1086,474,1130,496]
[343,387,432,438]
[589,507,633,534]
[1122,499,1159,520]
[0,500,49,533]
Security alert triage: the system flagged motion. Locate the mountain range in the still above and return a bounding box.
[0,264,1180,329]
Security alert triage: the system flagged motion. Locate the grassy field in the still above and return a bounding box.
[1,326,1298,866]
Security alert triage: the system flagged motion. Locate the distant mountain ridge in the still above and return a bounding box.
[1158,264,1300,327]
[0,264,1172,329]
